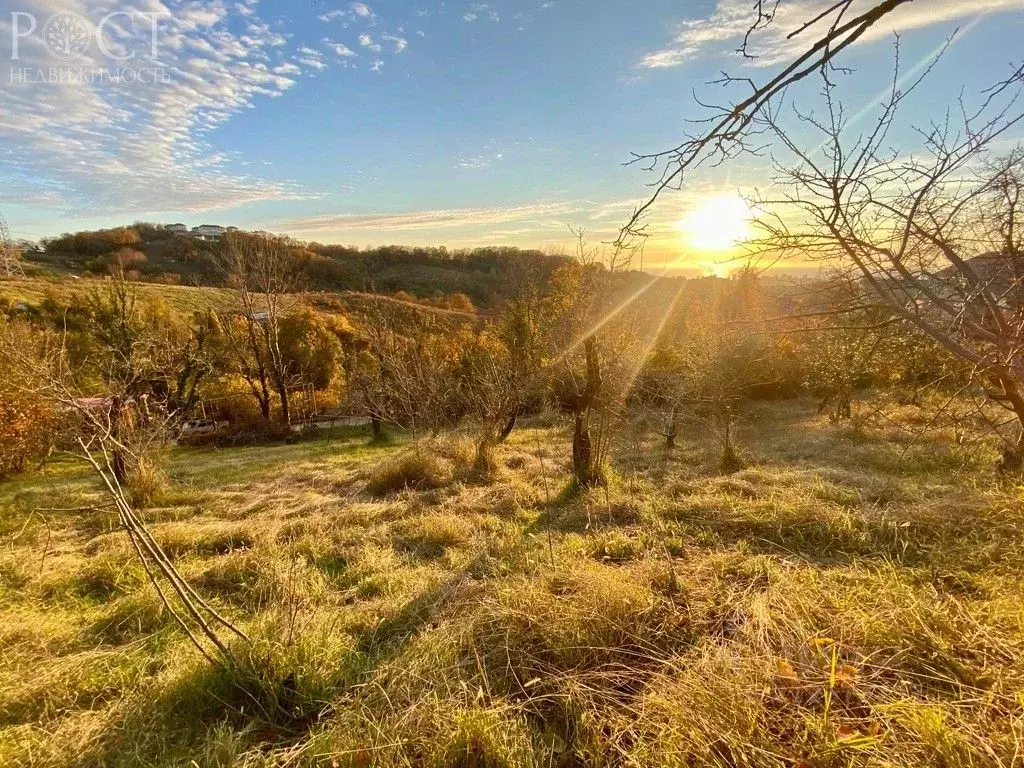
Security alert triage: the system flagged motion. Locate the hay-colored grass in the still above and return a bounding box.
[1,401,1023,767]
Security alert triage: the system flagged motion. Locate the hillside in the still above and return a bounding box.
[24,225,576,308]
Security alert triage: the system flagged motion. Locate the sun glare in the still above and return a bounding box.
[678,193,753,252]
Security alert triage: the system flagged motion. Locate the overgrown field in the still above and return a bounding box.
[0,276,238,316]
[2,401,1024,767]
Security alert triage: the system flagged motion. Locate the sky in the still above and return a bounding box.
[2,0,1024,273]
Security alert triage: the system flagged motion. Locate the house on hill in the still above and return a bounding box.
[191,224,227,242]
[166,223,189,235]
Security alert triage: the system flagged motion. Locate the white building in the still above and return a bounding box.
[166,223,189,235]
[191,224,227,242]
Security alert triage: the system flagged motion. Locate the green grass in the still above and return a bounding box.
[0,275,238,315]
[2,401,1023,767]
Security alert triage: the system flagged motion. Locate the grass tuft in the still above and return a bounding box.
[365,448,453,497]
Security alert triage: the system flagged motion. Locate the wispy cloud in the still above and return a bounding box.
[462,3,500,23]
[297,45,329,70]
[275,201,584,234]
[640,0,1024,69]
[324,39,358,57]
[359,33,383,52]
[316,3,407,63]
[318,9,348,22]
[320,2,375,23]
[381,34,408,53]
[0,0,317,215]
[351,2,374,18]
[456,153,504,170]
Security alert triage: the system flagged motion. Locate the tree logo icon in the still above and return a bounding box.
[42,12,91,61]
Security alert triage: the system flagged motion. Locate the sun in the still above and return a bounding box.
[678,193,754,252]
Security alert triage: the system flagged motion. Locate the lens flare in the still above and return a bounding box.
[678,193,753,252]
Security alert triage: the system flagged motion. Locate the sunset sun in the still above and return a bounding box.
[679,193,754,252]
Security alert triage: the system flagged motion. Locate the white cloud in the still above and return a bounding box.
[0,1,316,215]
[359,33,383,52]
[381,34,408,52]
[318,9,348,21]
[324,39,358,57]
[275,201,583,233]
[641,0,1024,69]
[297,45,328,70]
[464,3,498,22]
[456,152,505,169]
[371,59,384,71]
[319,2,375,24]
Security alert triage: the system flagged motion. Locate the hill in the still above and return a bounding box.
[24,224,576,308]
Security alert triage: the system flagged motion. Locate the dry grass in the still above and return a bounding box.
[2,400,1024,767]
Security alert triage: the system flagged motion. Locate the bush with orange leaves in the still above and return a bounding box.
[0,382,58,477]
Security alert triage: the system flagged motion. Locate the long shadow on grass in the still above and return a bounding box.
[73,561,483,766]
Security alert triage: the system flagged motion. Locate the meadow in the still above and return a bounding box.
[2,400,1023,767]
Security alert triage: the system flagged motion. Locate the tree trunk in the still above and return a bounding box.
[257,392,271,421]
[572,411,594,488]
[371,414,383,441]
[109,397,128,483]
[665,404,678,448]
[997,376,1024,472]
[571,336,603,490]
[277,384,291,426]
[498,410,518,442]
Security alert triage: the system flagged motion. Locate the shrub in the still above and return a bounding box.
[126,458,168,508]
[0,385,57,478]
[198,375,265,425]
[365,450,452,497]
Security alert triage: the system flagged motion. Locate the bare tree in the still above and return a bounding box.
[352,299,471,440]
[618,0,912,250]
[214,233,304,425]
[793,273,896,421]
[488,253,553,442]
[637,269,780,469]
[548,229,648,490]
[460,327,523,473]
[754,54,1024,465]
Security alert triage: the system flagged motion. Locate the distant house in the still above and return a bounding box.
[191,224,227,242]
[166,223,189,236]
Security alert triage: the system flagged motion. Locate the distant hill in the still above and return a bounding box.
[25,223,577,308]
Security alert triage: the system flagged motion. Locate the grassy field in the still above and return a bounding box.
[0,275,238,315]
[1,401,1023,767]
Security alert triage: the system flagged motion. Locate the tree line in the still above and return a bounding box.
[33,225,573,306]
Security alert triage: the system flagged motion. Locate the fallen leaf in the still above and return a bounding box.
[776,659,799,682]
[835,664,859,687]
[836,725,858,741]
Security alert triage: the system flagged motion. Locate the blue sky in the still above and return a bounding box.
[3,0,1024,270]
